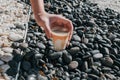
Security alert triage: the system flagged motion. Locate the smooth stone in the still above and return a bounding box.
[93,62,101,67]
[8,60,18,68]
[19,42,28,49]
[0,60,4,65]
[82,38,89,44]
[27,74,36,80]
[46,63,53,69]
[35,53,44,59]
[69,61,78,69]
[62,51,72,64]
[36,42,46,49]
[105,73,116,80]
[0,50,4,57]
[72,34,81,41]
[22,61,31,71]
[69,47,80,54]
[108,33,116,40]
[82,61,88,71]
[102,67,111,73]
[88,74,99,80]
[13,49,21,54]
[101,57,114,67]
[72,77,80,80]
[0,64,10,72]
[91,66,100,75]
[93,53,103,59]
[100,47,109,55]
[8,32,23,41]
[1,47,13,53]
[1,53,13,62]
[12,42,20,48]
[37,74,48,80]
[49,51,62,60]
[90,50,100,55]
[14,23,25,30]
[94,34,103,40]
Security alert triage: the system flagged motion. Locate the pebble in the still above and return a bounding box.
[8,32,23,41]
[36,42,46,49]
[101,57,114,67]
[1,53,13,62]
[69,47,80,54]
[88,74,99,80]
[62,51,72,64]
[19,42,28,49]
[69,61,78,69]
[22,61,31,71]
[90,50,100,55]
[0,50,4,57]
[49,51,62,60]
[100,47,110,55]
[0,60,4,65]
[0,64,10,72]
[27,74,36,80]
[93,53,103,59]
[72,34,81,41]
[1,47,13,53]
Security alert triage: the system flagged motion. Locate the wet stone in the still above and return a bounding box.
[0,64,10,72]
[88,74,99,80]
[90,50,100,55]
[69,47,80,54]
[72,34,81,41]
[62,51,72,64]
[0,60,4,65]
[19,42,28,49]
[1,47,13,53]
[27,74,36,80]
[49,51,62,60]
[1,53,13,62]
[22,61,31,71]
[8,32,23,41]
[12,42,20,48]
[36,42,46,49]
[69,61,78,70]
[93,53,103,59]
[35,53,44,59]
[101,57,114,67]
[100,47,109,55]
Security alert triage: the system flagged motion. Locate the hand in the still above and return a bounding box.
[35,12,73,45]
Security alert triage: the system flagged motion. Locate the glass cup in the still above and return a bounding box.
[51,26,70,51]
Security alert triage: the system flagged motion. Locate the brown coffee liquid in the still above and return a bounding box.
[51,28,68,36]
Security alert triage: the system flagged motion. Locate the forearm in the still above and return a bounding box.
[30,0,45,15]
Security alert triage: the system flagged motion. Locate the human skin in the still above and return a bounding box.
[30,0,73,45]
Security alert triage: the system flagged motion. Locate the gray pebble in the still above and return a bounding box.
[62,51,72,64]
[36,42,46,49]
[101,57,114,67]
[72,34,81,41]
[0,60,4,65]
[20,42,28,49]
[1,53,13,62]
[93,53,103,59]
[69,61,78,69]
[49,51,62,60]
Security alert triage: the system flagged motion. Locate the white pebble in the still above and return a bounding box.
[0,50,4,57]
[0,60,4,65]
[8,32,23,41]
[0,64,10,72]
[1,53,13,62]
[2,47,13,53]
